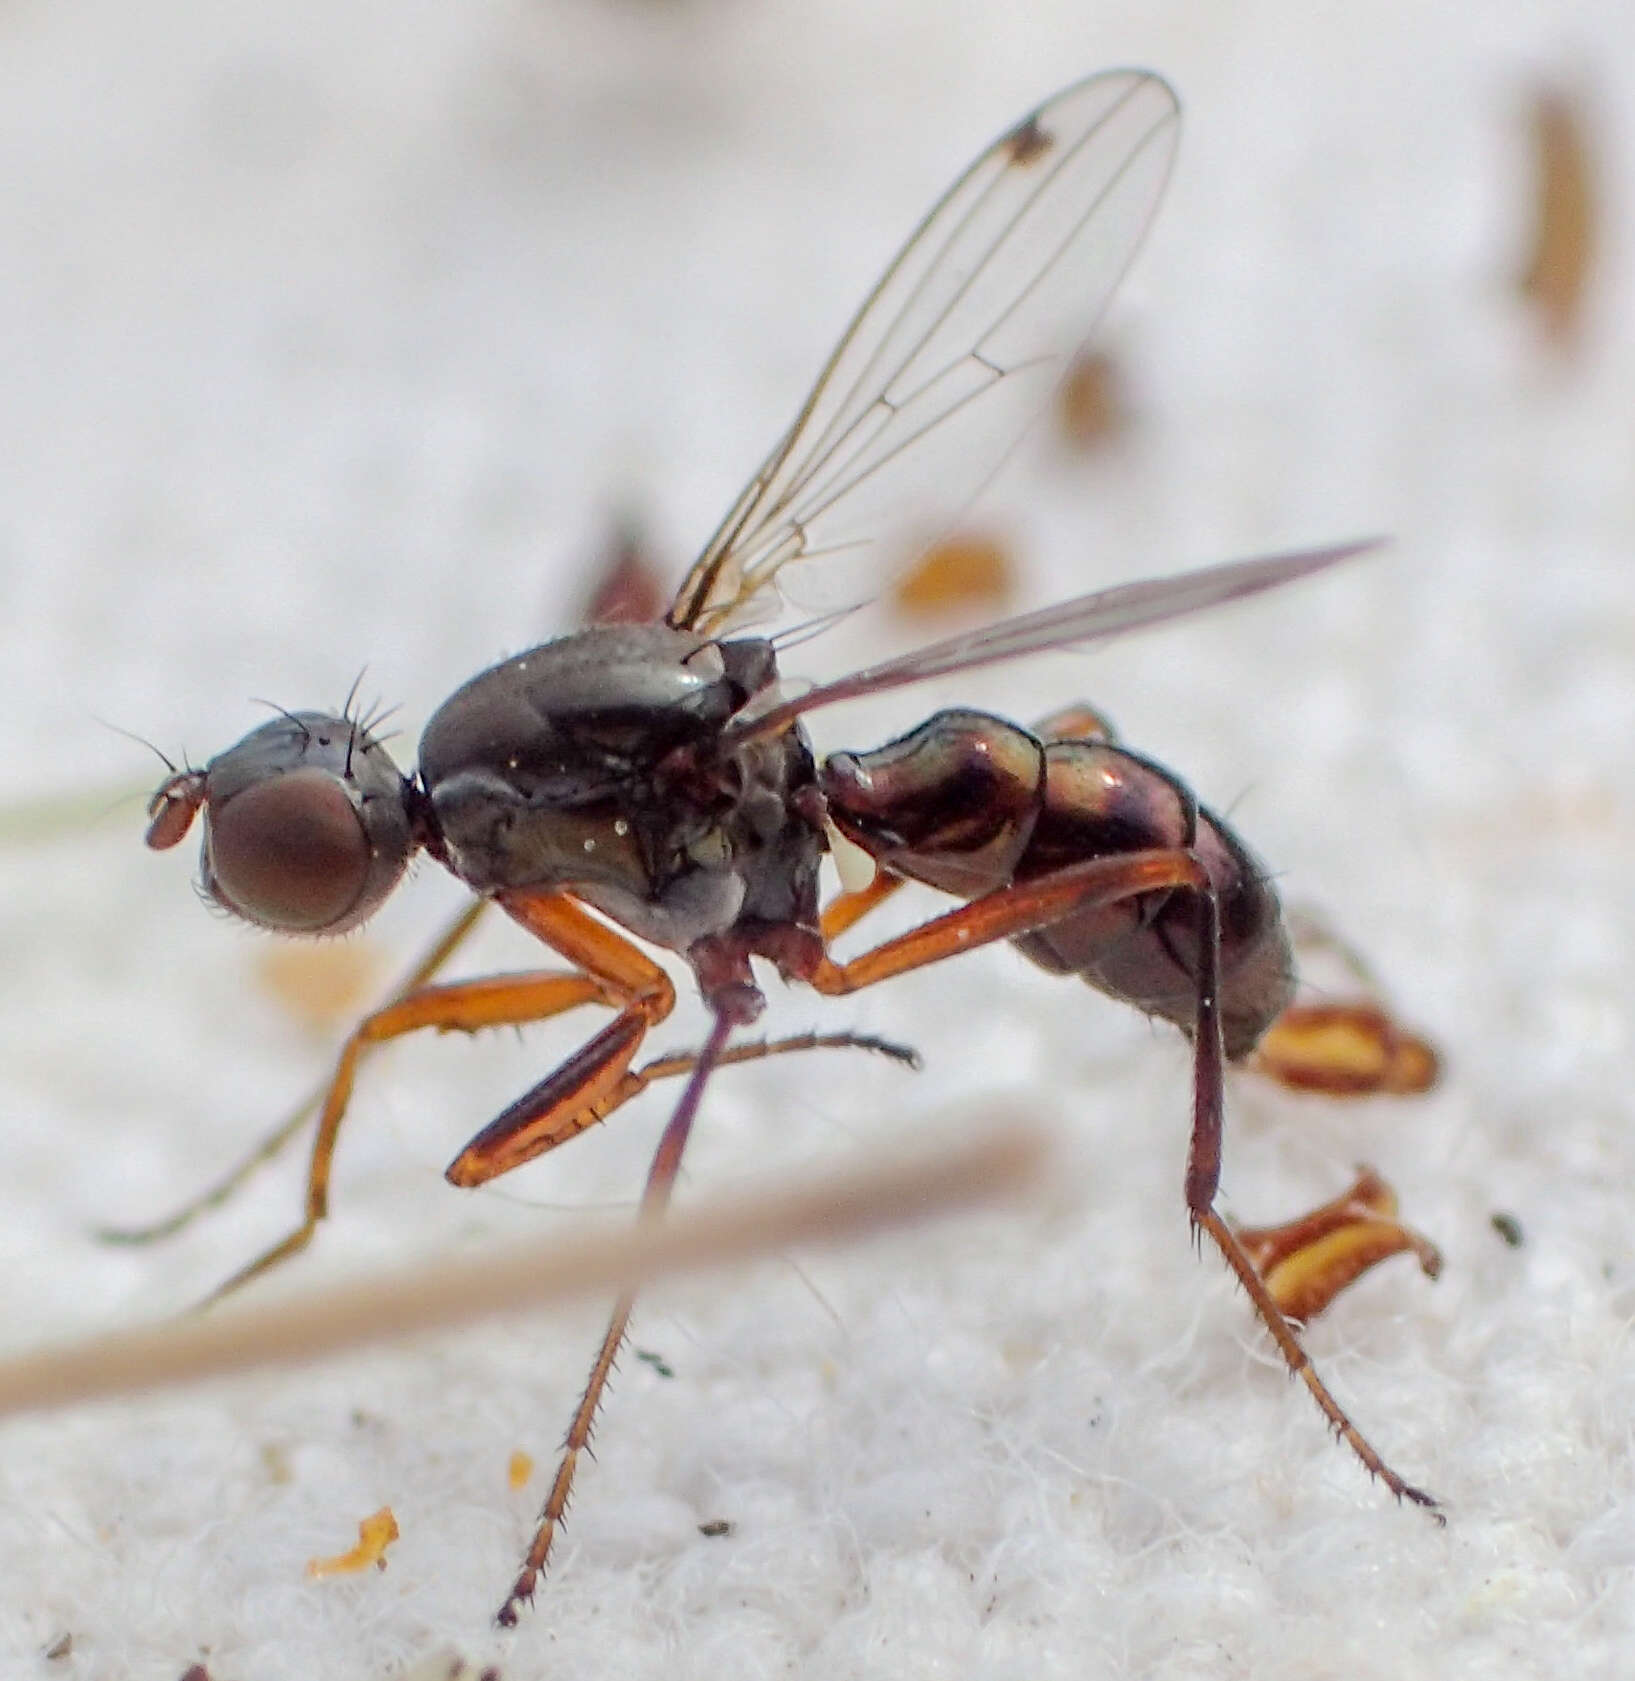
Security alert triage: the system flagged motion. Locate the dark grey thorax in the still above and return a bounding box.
[416,624,827,956]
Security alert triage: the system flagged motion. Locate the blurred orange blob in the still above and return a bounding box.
[892,532,1016,616]
[1519,85,1597,345]
[1252,1002,1440,1097]
[1054,349,1125,448]
[256,941,385,1035]
[306,1506,400,1578]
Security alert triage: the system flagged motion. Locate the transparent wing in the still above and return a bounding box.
[718,543,1376,750]
[667,70,1180,636]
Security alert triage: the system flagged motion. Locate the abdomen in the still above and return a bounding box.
[821,710,1293,1059]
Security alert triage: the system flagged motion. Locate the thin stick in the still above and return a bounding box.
[0,1122,1049,1418]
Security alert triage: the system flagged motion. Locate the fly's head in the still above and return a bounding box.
[145,710,416,936]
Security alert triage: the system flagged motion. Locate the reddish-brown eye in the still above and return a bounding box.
[207,768,378,933]
[189,711,414,936]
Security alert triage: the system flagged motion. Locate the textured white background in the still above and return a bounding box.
[2,1,1633,1677]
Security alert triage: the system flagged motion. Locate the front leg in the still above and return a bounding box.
[205,963,622,1302]
[100,896,491,1247]
[207,891,671,1302]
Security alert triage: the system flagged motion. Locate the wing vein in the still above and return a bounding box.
[668,70,1181,636]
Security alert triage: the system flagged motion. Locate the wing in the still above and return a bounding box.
[717,542,1377,750]
[667,70,1180,636]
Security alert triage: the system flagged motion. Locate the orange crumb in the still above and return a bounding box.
[305,1506,400,1578]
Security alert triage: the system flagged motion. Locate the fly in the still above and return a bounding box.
[142,70,1439,1625]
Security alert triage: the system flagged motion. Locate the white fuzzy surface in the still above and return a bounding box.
[3,1,1633,1677]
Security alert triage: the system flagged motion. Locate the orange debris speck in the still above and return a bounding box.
[305,1506,400,1578]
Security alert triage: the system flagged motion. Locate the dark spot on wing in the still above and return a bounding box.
[1003,114,1053,167]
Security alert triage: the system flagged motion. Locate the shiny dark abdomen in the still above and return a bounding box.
[1007,738,1292,1058]
[822,713,1292,1060]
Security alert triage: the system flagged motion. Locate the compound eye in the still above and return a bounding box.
[196,711,413,935]
[208,768,379,933]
